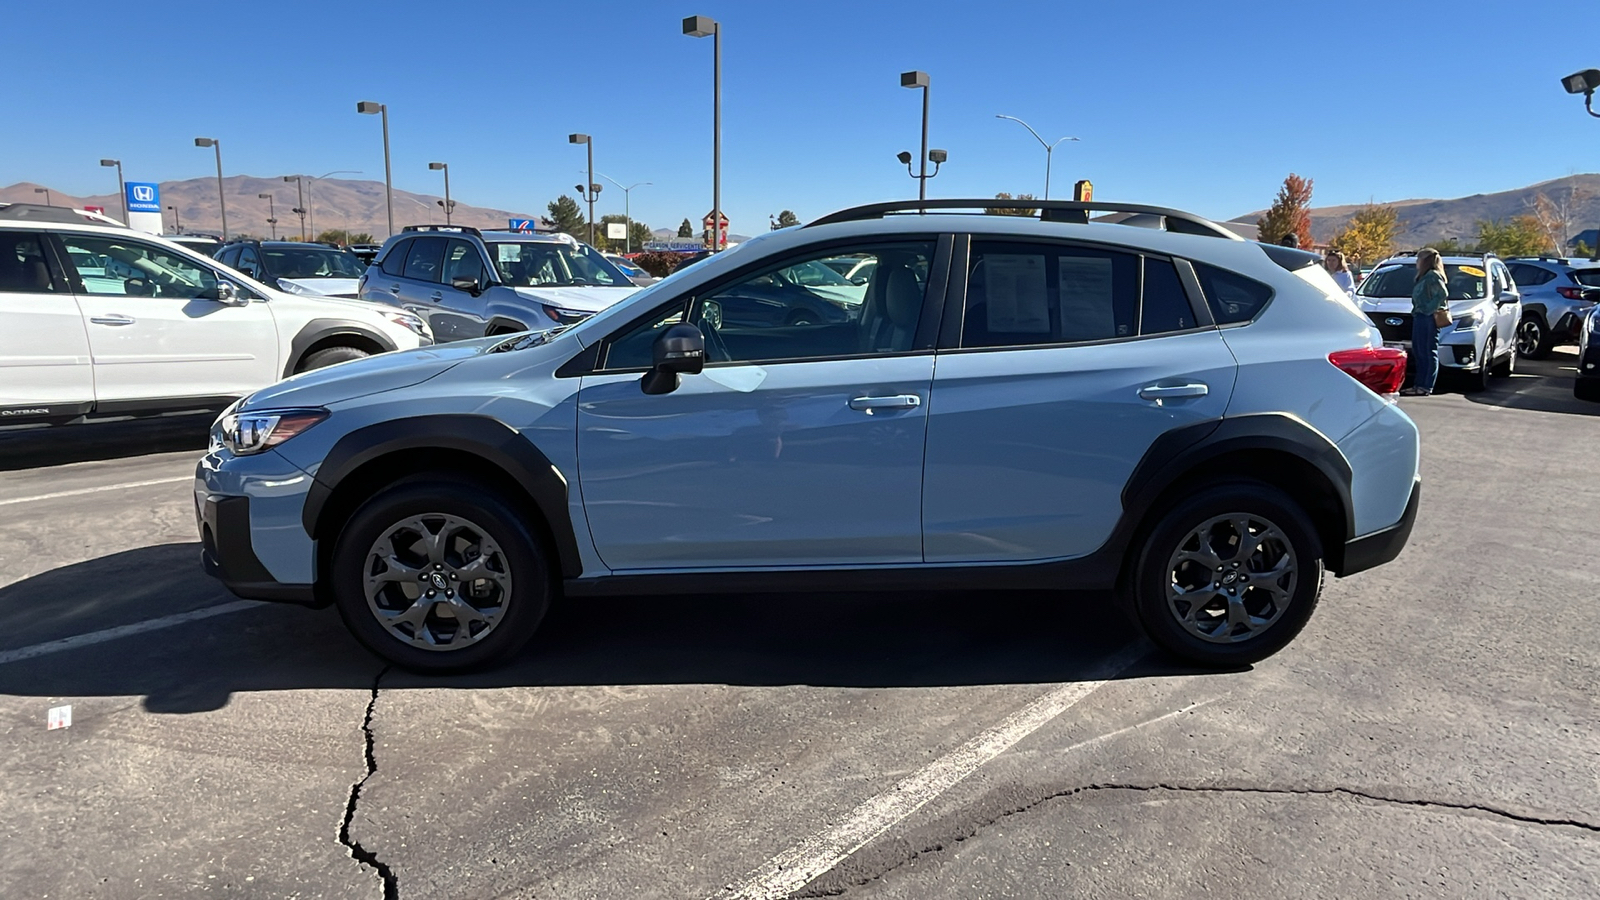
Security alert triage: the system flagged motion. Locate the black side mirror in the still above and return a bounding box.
[641,323,705,395]
[451,276,481,295]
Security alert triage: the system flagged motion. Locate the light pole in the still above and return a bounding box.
[258,193,277,239]
[596,173,650,252]
[428,162,452,225]
[568,134,602,246]
[995,115,1079,201]
[32,187,51,206]
[168,205,181,233]
[282,175,306,239]
[193,137,227,240]
[901,71,931,202]
[683,15,721,251]
[356,101,394,237]
[305,170,361,240]
[100,159,126,225]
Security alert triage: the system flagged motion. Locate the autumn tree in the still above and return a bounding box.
[1475,217,1547,258]
[1257,174,1315,248]
[1524,187,1589,255]
[677,218,694,238]
[985,192,1038,216]
[1328,205,1402,269]
[547,195,586,240]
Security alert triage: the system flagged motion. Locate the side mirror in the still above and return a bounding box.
[451,276,482,296]
[641,323,705,395]
[215,281,248,306]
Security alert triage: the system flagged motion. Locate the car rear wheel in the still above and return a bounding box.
[299,345,370,373]
[330,480,551,672]
[1127,481,1323,668]
[1516,316,1552,359]
[1576,378,1600,402]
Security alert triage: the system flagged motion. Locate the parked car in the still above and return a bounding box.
[214,240,367,298]
[1355,252,1520,391]
[604,253,656,286]
[167,234,224,256]
[359,225,639,342]
[1574,299,1600,401]
[347,243,382,266]
[197,198,1420,673]
[0,219,430,428]
[1504,257,1600,358]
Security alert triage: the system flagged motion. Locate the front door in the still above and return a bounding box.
[0,230,94,418]
[576,239,943,570]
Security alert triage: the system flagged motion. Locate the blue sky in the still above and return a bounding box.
[6,0,1596,233]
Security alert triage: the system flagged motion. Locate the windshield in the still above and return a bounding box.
[262,245,366,279]
[488,240,631,287]
[1357,263,1488,301]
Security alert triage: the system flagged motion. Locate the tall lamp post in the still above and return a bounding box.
[900,71,931,202]
[33,187,51,206]
[305,170,361,240]
[100,159,126,225]
[282,175,306,239]
[995,115,1078,201]
[193,137,227,240]
[356,101,394,236]
[568,134,603,245]
[596,173,650,252]
[258,193,277,239]
[682,15,721,251]
[168,205,181,233]
[428,162,452,225]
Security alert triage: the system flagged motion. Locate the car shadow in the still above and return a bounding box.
[0,543,1196,713]
[1457,350,1600,417]
[0,413,211,471]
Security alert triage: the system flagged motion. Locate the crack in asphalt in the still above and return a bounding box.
[339,666,398,900]
[795,781,1600,897]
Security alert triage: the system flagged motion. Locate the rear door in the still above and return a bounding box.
[921,236,1236,562]
[0,230,94,419]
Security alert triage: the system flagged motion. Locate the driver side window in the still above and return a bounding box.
[58,235,219,299]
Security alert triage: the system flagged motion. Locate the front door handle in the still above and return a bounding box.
[388,285,401,294]
[430,291,443,301]
[849,394,921,411]
[1138,383,1209,401]
[89,314,136,326]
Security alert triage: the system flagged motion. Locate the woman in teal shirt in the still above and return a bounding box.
[1406,248,1449,396]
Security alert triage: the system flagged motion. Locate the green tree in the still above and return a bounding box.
[1257,174,1315,248]
[1475,217,1546,257]
[1328,205,1402,270]
[677,218,694,238]
[628,221,653,251]
[1429,237,1473,254]
[775,209,801,228]
[547,195,587,241]
[315,229,373,246]
[985,192,1038,216]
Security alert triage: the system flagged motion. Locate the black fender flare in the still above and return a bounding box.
[283,318,398,378]
[301,415,582,578]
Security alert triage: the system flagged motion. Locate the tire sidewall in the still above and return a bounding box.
[1130,481,1324,668]
[301,346,370,372]
[330,481,551,672]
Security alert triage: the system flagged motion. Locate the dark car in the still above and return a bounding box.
[213,240,367,298]
[706,258,864,329]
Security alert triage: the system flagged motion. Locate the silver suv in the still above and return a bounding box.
[358,225,640,342]
[1355,252,1521,392]
[1504,257,1600,358]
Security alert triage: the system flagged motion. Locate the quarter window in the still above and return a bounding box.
[1193,262,1273,325]
[402,237,447,283]
[58,234,219,300]
[0,232,59,293]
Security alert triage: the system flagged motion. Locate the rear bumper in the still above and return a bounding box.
[1336,479,1420,577]
[197,493,319,606]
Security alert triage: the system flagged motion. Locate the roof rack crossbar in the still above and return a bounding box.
[805,199,1241,240]
[401,224,483,237]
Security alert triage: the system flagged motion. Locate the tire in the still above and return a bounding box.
[299,345,370,373]
[1516,316,1552,359]
[329,479,551,673]
[1576,378,1600,403]
[1127,481,1324,668]
[1491,337,1515,378]
[1463,336,1495,393]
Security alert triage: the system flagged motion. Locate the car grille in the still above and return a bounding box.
[1367,312,1413,343]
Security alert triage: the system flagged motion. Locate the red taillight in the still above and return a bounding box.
[1329,347,1408,396]
[1558,285,1584,300]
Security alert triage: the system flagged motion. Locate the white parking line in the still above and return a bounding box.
[0,600,262,666]
[710,641,1148,900]
[0,476,191,507]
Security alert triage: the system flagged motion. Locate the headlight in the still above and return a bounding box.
[219,408,328,456]
[540,304,591,325]
[382,311,431,339]
[1452,309,1484,330]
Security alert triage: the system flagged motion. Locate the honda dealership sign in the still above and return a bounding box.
[124,182,163,235]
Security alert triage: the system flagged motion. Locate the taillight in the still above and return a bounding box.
[1329,347,1408,396]
[1558,285,1584,300]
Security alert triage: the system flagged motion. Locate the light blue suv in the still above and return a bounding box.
[196,200,1422,672]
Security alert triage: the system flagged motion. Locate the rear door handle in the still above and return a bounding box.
[1138,383,1208,401]
[89,314,136,326]
[388,285,401,294]
[849,394,921,411]
[430,291,443,301]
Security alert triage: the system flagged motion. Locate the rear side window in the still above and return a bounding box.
[961,241,1138,348]
[1193,263,1273,325]
[1509,263,1554,287]
[379,238,412,277]
[0,232,58,293]
[1140,258,1196,334]
[402,237,446,283]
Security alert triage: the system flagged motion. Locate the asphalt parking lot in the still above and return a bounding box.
[1,352,1596,899]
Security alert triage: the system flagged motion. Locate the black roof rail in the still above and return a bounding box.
[805,199,1241,240]
[401,224,482,237]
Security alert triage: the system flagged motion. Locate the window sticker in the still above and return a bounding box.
[985,254,1050,333]
[1058,256,1116,340]
[1459,265,1485,277]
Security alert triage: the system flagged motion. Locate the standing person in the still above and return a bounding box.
[1324,249,1356,296]
[1405,248,1449,397]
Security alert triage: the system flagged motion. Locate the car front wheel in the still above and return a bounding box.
[1128,482,1323,667]
[330,479,551,672]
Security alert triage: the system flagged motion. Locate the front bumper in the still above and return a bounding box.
[1337,479,1420,577]
[197,493,318,605]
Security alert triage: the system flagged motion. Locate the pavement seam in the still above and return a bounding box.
[339,665,398,900]
[796,781,1600,897]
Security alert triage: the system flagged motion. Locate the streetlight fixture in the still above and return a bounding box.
[428,162,452,225]
[356,100,394,236]
[568,134,603,246]
[258,193,277,239]
[900,71,931,202]
[994,115,1079,201]
[193,137,228,240]
[305,170,361,240]
[895,147,948,196]
[168,205,181,233]
[596,173,650,252]
[283,175,306,239]
[33,187,51,206]
[682,15,722,251]
[100,159,126,225]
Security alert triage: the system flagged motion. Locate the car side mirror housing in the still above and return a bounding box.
[641,323,705,395]
[451,276,482,296]
[215,281,248,306]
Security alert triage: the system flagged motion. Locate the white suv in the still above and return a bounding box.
[0,214,431,427]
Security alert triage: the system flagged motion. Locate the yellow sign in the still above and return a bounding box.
[1459,265,1486,277]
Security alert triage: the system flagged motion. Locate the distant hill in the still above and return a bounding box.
[1231,174,1600,247]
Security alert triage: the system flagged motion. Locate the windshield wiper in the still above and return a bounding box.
[490,325,572,353]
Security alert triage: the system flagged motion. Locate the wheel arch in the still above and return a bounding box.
[284,318,397,377]
[485,315,530,335]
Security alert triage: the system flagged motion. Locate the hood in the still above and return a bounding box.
[240,339,494,410]
[510,284,639,314]
[1356,296,1491,317]
[275,276,361,298]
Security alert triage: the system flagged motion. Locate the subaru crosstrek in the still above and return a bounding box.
[197,199,1422,672]
[1505,256,1600,359]
[1355,253,1521,392]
